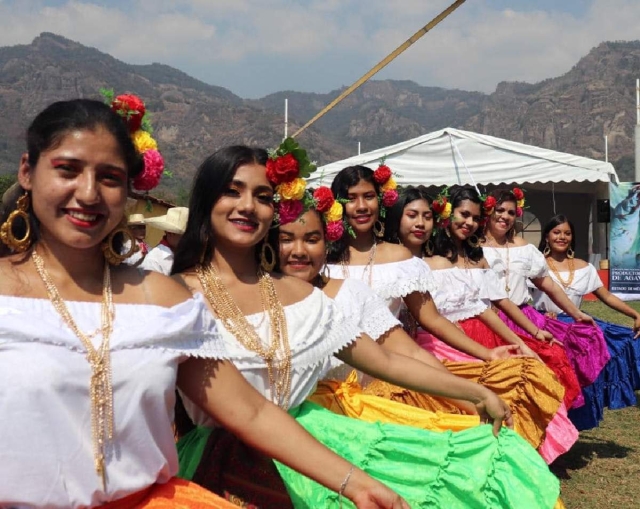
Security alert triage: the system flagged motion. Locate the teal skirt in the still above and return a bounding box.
[177,402,559,508]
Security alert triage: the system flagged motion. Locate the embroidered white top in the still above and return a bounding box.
[532,264,603,314]
[183,288,363,427]
[0,294,224,508]
[429,267,489,321]
[326,257,437,317]
[483,244,549,306]
[325,278,402,381]
[464,264,510,305]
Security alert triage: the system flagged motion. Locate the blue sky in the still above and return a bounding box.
[0,0,636,98]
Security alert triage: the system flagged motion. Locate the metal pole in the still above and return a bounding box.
[605,135,608,163]
[284,98,288,139]
[635,79,640,181]
[358,141,361,155]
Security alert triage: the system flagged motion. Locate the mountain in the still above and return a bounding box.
[1,34,640,201]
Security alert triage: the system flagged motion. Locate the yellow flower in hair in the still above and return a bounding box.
[381,177,397,192]
[132,130,158,153]
[326,201,343,222]
[517,199,525,208]
[277,178,306,201]
[441,202,452,220]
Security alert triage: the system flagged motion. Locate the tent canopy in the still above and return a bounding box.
[310,128,619,187]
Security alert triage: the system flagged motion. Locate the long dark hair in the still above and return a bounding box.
[326,165,380,263]
[0,99,142,257]
[538,214,576,253]
[434,185,484,263]
[171,145,269,275]
[383,185,433,246]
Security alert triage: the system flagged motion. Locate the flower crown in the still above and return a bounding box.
[100,89,166,192]
[373,161,399,219]
[431,187,452,229]
[266,137,317,225]
[310,187,345,242]
[482,188,526,218]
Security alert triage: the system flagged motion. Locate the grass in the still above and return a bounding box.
[553,300,640,509]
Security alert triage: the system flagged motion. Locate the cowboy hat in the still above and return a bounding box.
[144,207,188,234]
[128,213,146,226]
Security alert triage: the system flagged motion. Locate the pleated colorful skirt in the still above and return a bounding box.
[177,402,561,508]
[556,313,640,430]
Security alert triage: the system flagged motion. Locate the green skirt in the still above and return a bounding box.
[177,402,559,508]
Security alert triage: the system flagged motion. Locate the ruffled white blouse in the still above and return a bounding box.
[465,265,510,304]
[429,267,488,321]
[326,257,436,317]
[483,244,549,306]
[532,264,603,314]
[0,294,224,508]
[183,288,363,427]
[325,278,402,381]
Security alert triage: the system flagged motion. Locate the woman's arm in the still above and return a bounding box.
[336,334,513,436]
[594,287,640,337]
[492,298,556,343]
[533,276,595,325]
[476,308,541,360]
[178,359,409,509]
[403,292,520,362]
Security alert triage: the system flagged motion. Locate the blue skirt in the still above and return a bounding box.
[557,314,640,430]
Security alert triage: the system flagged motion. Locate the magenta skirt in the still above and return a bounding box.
[499,305,610,388]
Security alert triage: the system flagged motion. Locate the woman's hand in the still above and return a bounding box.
[346,472,411,509]
[517,344,543,362]
[633,316,640,339]
[475,391,513,437]
[487,345,522,360]
[535,329,563,347]
[544,311,557,320]
[574,311,595,326]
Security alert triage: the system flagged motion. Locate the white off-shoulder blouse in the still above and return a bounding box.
[0,294,224,508]
[532,264,603,314]
[483,244,549,306]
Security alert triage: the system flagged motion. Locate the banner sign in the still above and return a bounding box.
[609,182,640,300]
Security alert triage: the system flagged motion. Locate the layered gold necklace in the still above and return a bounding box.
[340,241,377,287]
[546,256,575,290]
[196,263,292,409]
[32,249,114,490]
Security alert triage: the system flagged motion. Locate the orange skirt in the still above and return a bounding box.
[101,477,237,508]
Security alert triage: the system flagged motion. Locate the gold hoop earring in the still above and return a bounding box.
[0,192,32,252]
[260,242,276,272]
[423,239,434,256]
[373,220,385,238]
[567,247,575,259]
[543,241,551,256]
[467,235,480,248]
[101,219,139,265]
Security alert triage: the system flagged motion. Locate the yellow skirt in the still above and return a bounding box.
[309,357,564,451]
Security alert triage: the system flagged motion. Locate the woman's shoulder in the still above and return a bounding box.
[573,258,590,270]
[271,273,315,306]
[375,242,413,263]
[511,236,529,247]
[115,265,194,308]
[424,255,453,270]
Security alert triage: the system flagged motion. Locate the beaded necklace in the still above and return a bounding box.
[197,263,292,409]
[546,256,575,290]
[340,241,377,288]
[32,249,114,490]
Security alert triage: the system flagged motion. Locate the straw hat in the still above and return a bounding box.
[128,213,146,226]
[144,207,188,234]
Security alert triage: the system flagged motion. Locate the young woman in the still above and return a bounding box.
[482,189,610,407]
[535,214,640,429]
[325,166,522,364]
[172,148,561,509]
[0,100,407,509]
[276,202,569,460]
[384,185,579,463]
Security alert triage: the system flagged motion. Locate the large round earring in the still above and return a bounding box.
[0,192,32,252]
[423,239,434,256]
[101,219,139,265]
[567,247,575,259]
[373,220,385,238]
[543,241,551,256]
[319,264,330,285]
[260,242,276,272]
[467,235,480,248]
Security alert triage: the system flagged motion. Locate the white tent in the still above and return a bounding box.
[310,128,619,259]
[310,127,618,187]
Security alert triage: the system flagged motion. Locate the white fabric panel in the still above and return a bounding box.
[310,128,618,187]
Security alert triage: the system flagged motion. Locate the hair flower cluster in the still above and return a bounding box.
[100,88,165,192]
[373,161,399,219]
[312,186,344,242]
[432,187,451,228]
[512,187,526,217]
[267,137,317,225]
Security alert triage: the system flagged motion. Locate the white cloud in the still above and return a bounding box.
[0,0,639,97]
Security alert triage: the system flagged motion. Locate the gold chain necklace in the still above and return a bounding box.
[31,249,114,490]
[485,235,511,293]
[196,263,292,409]
[546,256,575,290]
[340,242,377,287]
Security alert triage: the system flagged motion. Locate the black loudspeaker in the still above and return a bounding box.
[597,199,610,223]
